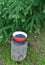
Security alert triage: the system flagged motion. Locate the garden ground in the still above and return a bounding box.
[0,28,45,65]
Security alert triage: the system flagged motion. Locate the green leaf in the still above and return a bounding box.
[30,16,34,32]
[0,36,3,39]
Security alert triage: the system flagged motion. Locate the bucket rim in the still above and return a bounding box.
[13,31,27,38]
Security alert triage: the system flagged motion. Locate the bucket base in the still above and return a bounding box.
[11,40,28,62]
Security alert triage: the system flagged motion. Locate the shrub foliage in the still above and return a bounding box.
[0,0,45,43]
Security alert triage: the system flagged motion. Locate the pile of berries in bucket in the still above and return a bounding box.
[13,31,27,43]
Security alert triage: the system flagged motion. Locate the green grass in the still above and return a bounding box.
[0,28,45,65]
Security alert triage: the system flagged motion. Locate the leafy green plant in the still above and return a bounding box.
[0,0,45,43]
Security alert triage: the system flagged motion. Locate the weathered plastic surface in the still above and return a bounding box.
[11,40,28,62]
